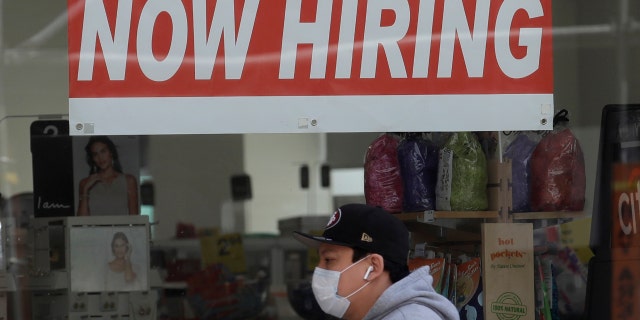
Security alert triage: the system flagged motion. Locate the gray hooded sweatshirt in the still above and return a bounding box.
[363,266,461,320]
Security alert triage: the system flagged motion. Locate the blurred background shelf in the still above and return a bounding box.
[512,211,586,220]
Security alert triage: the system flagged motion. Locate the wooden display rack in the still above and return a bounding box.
[394,159,586,320]
[395,159,587,234]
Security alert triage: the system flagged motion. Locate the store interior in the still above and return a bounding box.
[1,0,640,319]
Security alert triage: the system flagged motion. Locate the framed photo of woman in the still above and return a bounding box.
[69,225,149,292]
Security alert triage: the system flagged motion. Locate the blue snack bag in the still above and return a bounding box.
[398,133,439,212]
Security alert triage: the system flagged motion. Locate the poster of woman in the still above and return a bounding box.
[69,226,148,292]
[73,135,140,216]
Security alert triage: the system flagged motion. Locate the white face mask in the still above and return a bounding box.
[311,256,371,318]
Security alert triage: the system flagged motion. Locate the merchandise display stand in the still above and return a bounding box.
[396,158,586,319]
[0,215,157,319]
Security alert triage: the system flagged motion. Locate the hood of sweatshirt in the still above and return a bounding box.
[364,266,460,320]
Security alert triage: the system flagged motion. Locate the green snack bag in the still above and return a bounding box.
[444,132,488,211]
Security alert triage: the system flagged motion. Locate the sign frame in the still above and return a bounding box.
[67,0,554,135]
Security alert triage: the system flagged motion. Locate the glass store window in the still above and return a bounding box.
[1,0,639,319]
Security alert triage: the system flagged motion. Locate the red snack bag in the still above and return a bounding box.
[530,110,586,211]
[364,133,404,213]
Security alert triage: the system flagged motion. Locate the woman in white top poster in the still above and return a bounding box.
[105,232,143,291]
[77,136,139,216]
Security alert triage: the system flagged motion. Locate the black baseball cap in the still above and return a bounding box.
[292,203,410,266]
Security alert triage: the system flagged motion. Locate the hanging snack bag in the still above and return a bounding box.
[408,256,446,293]
[364,133,404,213]
[397,133,439,212]
[456,258,483,319]
[530,110,586,211]
[503,133,539,212]
[437,132,488,211]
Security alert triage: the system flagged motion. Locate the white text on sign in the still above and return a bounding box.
[76,0,545,82]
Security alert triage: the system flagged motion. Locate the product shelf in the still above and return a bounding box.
[398,210,586,222]
[511,211,586,220]
[398,211,500,221]
[394,211,499,244]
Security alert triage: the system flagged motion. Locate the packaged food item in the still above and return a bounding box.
[441,254,453,298]
[445,262,458,303]
[408,257,446,294]
[437,132,488,211]
[364,133,404,213]
[530,110,586,211]
[436,147,454,211]
[534,219,591,319]
[503,133,539,212]
[397,133,438,211]
[456,258,483,319]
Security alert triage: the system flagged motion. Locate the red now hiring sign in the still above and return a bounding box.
[67,0,554,135]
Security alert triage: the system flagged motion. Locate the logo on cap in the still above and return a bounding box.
[325,209,341,229]
[361,233,373,242]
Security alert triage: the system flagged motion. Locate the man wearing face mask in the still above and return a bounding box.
[293,203,459,320]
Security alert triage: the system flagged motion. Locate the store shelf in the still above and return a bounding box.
[151,238,200,250]
[151,236,304,251]
[26,271,69,291]
[512,211,586,220]
[395,211,500,222]
[393,211,587,244]
[394,211,499,244]
[395,210,585,222]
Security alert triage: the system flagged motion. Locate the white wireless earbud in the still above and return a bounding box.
[364,266,374,280]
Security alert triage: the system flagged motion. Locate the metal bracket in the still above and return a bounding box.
[417,210,435,223]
